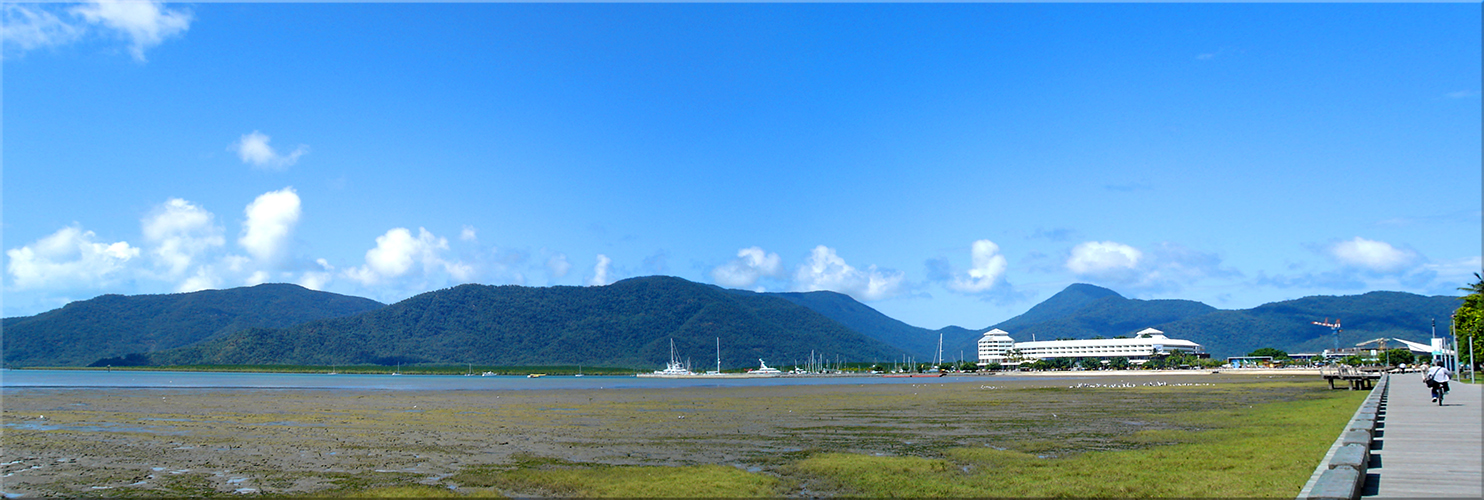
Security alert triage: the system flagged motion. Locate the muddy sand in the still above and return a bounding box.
[2,371,1323,497]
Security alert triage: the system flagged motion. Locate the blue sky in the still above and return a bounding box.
[4,1,1481,330]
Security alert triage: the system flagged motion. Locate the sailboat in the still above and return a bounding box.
[884,335,945,378]
[705,337,722,375]
[638,339,698,378]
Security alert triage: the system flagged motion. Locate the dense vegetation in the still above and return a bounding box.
[2,284,384,367]
[147,276,906,369]
[1455,273,1483,370]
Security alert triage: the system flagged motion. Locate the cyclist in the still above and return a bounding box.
[1424,360,1452,403]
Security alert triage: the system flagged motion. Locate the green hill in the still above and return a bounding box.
[936,285,1462,359]
[1157,291,1462,359]
[148,276,907,369]
[2,284,385,367]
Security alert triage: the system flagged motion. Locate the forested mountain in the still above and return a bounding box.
[148,276,907,368]
[1156,291,1462,358]
[765,290,980,360]
[2,284,385,367]
[937,285,1462,359]
[5,276,1462,368]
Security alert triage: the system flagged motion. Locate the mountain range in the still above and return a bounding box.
[2,276,1466,368]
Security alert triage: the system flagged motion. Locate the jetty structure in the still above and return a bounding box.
[977,327,1205,367]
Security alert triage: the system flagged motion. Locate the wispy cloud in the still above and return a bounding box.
[71,0,191,62]
[231,131,309,171]
[2,4,84,54]
[2,1,191,62]
[1445,90,1480,99]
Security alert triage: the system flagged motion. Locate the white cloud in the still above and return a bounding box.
[239,187,301,267]
[1330,237,1417,274]
[70,0,191,62]
[141,198,224,279]
[545,253,571,280]
[2,4,83,54]
[460,225,478,242]
[793,245,905,301]
[1066,241,1143,281]
[947,239,1008,293]
[711,246,783,288]
[176,264,220,293]
[588,254,613,286]
[297,258,335,291]
[343,227,470,286]
[6,226,140,290]
[231,131,308,170]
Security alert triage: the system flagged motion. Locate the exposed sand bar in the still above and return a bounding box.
[2,371,1328,497]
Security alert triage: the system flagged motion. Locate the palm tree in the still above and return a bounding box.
[1460,272,1484,296]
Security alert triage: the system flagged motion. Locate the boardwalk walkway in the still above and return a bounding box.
[1365,375,1481,498]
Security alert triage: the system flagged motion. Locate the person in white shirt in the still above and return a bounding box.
[1424,360,1452,402]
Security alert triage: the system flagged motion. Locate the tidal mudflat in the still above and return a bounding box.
[1,372,1362,497]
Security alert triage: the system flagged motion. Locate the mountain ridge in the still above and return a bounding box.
[3,278,1463,367]
[2,283,385,367]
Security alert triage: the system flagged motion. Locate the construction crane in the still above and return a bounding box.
[1313,318,1342,354]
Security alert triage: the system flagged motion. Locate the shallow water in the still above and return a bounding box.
[1,369,1017,391]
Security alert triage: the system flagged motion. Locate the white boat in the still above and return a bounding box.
[638,339,698,378]
[749,359,782,376]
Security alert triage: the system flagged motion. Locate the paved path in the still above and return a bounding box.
[1366,375,1482,498]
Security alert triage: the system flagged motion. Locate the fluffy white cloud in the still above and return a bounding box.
[1330,237,1417,274]
[588,254,613,286]
[947,239,1008,293]
[1066,241,1143,280]
[239,187,301,267]
[2,4,83,54]
[793,245,905,301]
[141,198,223,279]
[460,225,478,242]
[6,226,140,290]
[70,0,191,62]
[231,131,308,170]
[343,227,471,286]
[711,246,783,289]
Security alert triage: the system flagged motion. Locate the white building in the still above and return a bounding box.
[976,328,1015,365]
[978,327,1205,366]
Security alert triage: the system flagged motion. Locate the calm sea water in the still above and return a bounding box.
[0,369,1003,391]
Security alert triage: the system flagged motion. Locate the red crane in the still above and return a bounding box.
[1313,318,1342,354]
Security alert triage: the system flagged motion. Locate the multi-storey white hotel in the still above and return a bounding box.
[978,327,1205,366]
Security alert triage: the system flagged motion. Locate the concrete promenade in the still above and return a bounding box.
[1366,375,1482,498]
